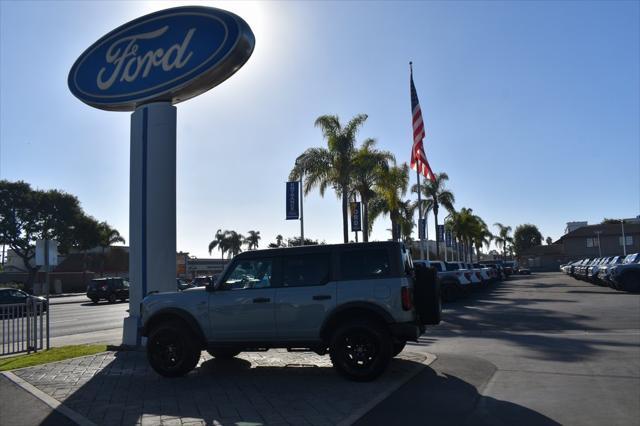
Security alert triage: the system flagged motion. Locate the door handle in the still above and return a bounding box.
[312,295,332,301]
[252,297,271,303]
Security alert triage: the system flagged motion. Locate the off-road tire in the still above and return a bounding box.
[329,319,392,382]
[392,341,406,357]
[108,293,117,304]
[207,348,241,359]
[147,321,201,377]
[90,298,99,304]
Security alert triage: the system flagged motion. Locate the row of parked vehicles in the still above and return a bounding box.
[414,260,524,302]
[560,253,640,293]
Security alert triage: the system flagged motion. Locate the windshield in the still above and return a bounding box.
[446,262,459,271]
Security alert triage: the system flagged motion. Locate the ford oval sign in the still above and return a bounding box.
[68,6,255,111]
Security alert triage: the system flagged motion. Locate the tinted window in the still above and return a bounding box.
[340,249,391,280]
[221,259,273,290]
[445,262,459,271]
[283,253,330,287]
[431,263,443,272]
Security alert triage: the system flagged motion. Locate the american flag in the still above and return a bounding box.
[410,63,435,182]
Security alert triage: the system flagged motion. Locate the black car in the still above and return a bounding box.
[87,278,129,304]
[0,288,48,316]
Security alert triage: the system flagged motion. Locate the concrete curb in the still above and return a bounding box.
[337,351,437,426]
[2,370,96,426]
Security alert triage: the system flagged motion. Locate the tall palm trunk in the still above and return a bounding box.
[362,196,369,243]
[341,185,349,243]
[433,202,440,259]
[390,211,400,241]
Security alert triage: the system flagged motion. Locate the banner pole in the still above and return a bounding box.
[416,168,425,259]
[300,172,304,246]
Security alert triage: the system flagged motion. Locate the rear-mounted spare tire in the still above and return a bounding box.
[414,263,441,325]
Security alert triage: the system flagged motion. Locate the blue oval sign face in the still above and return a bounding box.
[68,6,255,111]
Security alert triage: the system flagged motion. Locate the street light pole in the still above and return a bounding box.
[595,231,602,257]
[621,219,627,256]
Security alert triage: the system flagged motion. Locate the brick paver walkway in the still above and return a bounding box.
[9,349,431,426]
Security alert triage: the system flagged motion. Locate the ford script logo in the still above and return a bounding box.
[69,6,255,111]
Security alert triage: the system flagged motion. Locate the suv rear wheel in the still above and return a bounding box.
[207,348,241,359]
[147,321,200,377]
[329,319,392,382]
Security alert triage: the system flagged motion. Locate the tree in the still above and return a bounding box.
[413,172,455,258]
[289,114,369,243]
[350,139,394,242]
[513,224,543,256]
[369,163,410,241]
[224,230,244,257]
[245,230,261,250]
[397,199,416,243]
[493,223,513,260]
[97,222,125,276]
[0,180,113,289]
[208,229,226,259]
[471,216,493,262]
[546,237,553,245]
[286,236,319,246]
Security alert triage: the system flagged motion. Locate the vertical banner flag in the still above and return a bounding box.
[437,224,445,242]
[286,181,299,220]
[445,229,453,247]
[350,202,362,232]
[418,219,426,240]
[409,63,436,182]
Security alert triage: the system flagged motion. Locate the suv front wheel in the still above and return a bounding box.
[147,321,201,377]
[329,319,392,382]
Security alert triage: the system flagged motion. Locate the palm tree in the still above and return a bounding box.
[398,199,417,243]
[350,139,395,242]
[245,230,261,250]
[97,222,125,276]
[208,229,226,259]
[493,223,513,260]
[413,172,454,259]
[369,163,410,241]
[289,114,369,243]
[225,230,244,257]
[445,208,475,262]
[471,216,493,262]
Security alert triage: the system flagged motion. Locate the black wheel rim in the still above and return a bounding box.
[341,330,379,369]
[150,330,184,370]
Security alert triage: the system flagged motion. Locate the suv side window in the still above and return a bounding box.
[340,249,390,280]
[221,259,273,290]
[283,253,330,287]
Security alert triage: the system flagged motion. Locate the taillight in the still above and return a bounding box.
[401,287,412,311]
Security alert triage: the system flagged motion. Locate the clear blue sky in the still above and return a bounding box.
[1,1,638,257]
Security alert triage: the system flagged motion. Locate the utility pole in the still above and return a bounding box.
[621,219,627,256]
[595,231,602,257]
[299,171,304,246]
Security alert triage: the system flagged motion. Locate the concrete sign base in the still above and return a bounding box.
[123,102,177,346]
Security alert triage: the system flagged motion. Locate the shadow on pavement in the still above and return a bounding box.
[428,277,639,363]
[355,354,560,426]
[35,350,427,425]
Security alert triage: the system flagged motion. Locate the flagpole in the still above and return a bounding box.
[416,168,425,260]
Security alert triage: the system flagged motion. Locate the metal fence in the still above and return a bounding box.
[1,299,49,356]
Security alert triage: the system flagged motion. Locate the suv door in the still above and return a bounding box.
[208,257,277,341]
[275,252,335,341]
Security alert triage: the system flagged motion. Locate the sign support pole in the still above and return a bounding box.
[416,169,424,259]
[123,102,177,346]
[300,172,304,246]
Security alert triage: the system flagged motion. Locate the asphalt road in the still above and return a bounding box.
[47,296,127,346]
[361,272,640,426]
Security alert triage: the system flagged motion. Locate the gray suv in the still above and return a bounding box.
[141,242,440,381]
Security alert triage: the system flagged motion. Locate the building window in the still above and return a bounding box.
[586,237,599,248]
[619,236,633,246]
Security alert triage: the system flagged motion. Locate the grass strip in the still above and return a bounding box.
[0,344,107,371]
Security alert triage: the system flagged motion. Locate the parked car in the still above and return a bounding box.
[87,278,129,304]
[141,242,441,381]
[191,276,213,287]
[608,253,640,292]
[177,279,195,291]
[416,260,470,302]
[0,288,48,316]
[597,256,624,286]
